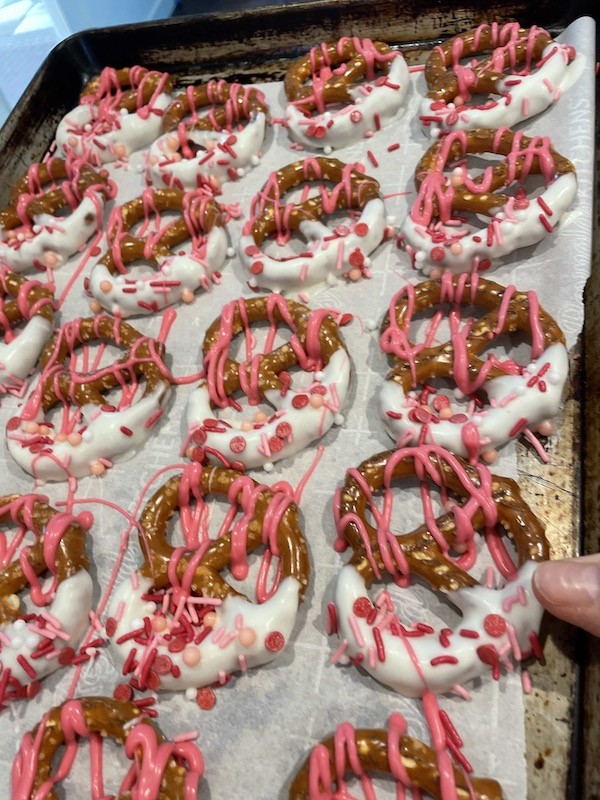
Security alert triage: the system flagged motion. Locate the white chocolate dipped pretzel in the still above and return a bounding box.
[420,24,576,137]
[378,274,568,462]
[185,295,350,471]
[6,315,171,482]
[239,157,387,298]
[107,463,309,695]
[0,268,54,397]
[0,157,113,273]
[331,445,549,697]
[148,80,268,191]
[88,187,227,318]
[285,37,409,152]
[0,494,93,705]
[401,127,577,276]
[56,67,173,165]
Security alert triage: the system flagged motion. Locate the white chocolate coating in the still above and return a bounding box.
[88,226,228,318]
[286,54,409,151]
[379,343,568,458]
[0,195,106,274]
[148,112,267,190]
[6,384,170,482]
[420,43,573,136]
[56,94,171,164]
[108,573,301,691]
[402,172,577,275]
[239,198,386,298]
[186,346,350,470]
[0,569,93,685]
[0,316,54,392]
[335,561,543,697]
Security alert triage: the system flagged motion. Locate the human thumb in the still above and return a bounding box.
[532,554,600,636]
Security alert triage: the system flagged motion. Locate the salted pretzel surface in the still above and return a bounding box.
[332,445,549,696]
[11,696,205,800]
[107,463,309,694]
[89,187,227,317]
[290,714,504,800]
[378,274,568,461]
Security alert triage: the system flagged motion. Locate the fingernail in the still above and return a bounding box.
[533,558,600,608]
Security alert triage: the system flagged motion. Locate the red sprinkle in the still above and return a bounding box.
[105,618,117,637]
[373,627,386,662]
[7,417,20,431]
[250,261,264,275]
[196,687,216,710]
[268,436,285,453]
[476,644,499,666]
[275,422,292,438]
[538,214,553,233]
[265,631,285,652]
[58,647,76,667]
[189,446,205,463]
[483,613,507,638]
[113,683,133,701]
[168,637,187,653]
[366,150,378,168]
[509,417,528,438]
[459,629,480,639]
[354,222,369,237]
[430,655,459,666]
[229,436,246,453]
[154,654,173,675]
[292,395,308,409]
[387,143,400,152]
[430,246,445,262]
[348,249,364,268]
[192,429,207,445]
[352,597,372,618]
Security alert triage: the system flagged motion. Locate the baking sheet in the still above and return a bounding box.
[0,16,595,799]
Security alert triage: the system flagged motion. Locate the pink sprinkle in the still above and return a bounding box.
[484,566,495,588]
[517,585,528,606]
[366,150,378,168]
[173,731,198,743]
[331,639,349,664]
[521,669,532,693]
[348,615,365,648]
[506,622,522,660]
[238,654,247,672]
[130,572,139,590]
[387,143,400,152]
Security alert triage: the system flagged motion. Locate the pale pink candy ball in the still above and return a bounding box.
[153,615,168,632]
[39,425,51,435]
[113,143,127,159]
[167,135,179,150]
[44,252,59,268]
[429,267,443,280]
[89,301,102,314]
[348,268,362,282]
[68,135,79,148]
[482,449,498,464]
[537,420,555,437]
[99,280,113,293]
[450,242,463,256]
[68,432,82,446]
[182,646,201,667]
[309,394,324,409]
[238,627,257,647]
[439,406,453,420]
[203,611,217,628]
[181,289,195,303]
[241,421,253,432]
[24,422,40,434]
[54,432,68,443]
[254,411,268,423]
[90,460,106,476]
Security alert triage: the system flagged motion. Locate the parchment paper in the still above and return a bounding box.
[0,16,594,799]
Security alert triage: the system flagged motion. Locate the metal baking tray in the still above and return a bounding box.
[0,1,596,797]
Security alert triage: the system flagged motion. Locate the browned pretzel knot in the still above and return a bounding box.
[337,447,549,592]
[11,696,205,800]
[162,80,268,133]
[0,268,54,330]
[37,315,169,412]
[0,158,109,231]
[6,314,171,481]
[425,25,554,103]
[378,275,568,460]
[107,463,309,693]
[290,715,504,799]
[414,128,575,218]
[284,38,397,111]
[202,294,345,399]
[247,157,380,245]
[0,493,89,624]
[0,494,92,705]
[81,66,173,110]
[138,465,309,600]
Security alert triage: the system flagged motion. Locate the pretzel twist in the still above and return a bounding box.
[82,66,173,111]
[0,494,92,702]
[108,463,309,693]
[402,128,577,275]
[186,295,351,469]
[89,188,226,317]
[240,157,386,295]
[420,24,575,135]
[332,445,549,696]
[378,275,568,460]
[6,314,171,481]
[284,38,409,151]
[11,696,204,800]
[290,715,504,800]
